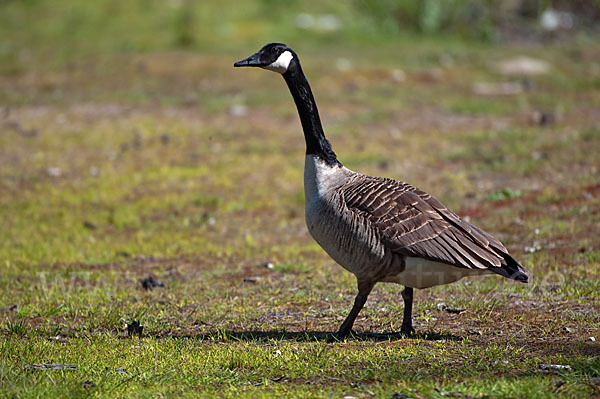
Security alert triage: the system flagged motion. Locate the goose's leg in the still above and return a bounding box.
[335,280,375,338]
[400,287,415,335]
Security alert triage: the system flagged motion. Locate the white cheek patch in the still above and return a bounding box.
[264,50,293,74]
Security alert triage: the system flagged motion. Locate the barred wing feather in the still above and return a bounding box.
[341,176,529,282]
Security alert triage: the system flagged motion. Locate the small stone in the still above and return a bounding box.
[126,321,143,337]
[89,166,100,177]
[564,327,574,333]
[473,82,523,96]
[83,221,96,230]
[587,336,596,342]
[24,364,78,371]
[47,167,62,177]
[525,242,542,253]
[1,304,17,313]
[540,364,571,371]
[115,367,127,374]
[437,302,465,314]
[159,133,170,145]
[540,9,574,31]
[530,110,555,126]
[336,58,352,71]
[229,104,248,117]
[83,380,96,389]
[497,56,550,76]
[141,276,165,291]
[391,69,406,83]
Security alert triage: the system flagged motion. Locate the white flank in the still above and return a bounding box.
[390,257,491,289]
[265,50,294,74]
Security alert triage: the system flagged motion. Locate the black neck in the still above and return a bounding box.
[283,66,340,167]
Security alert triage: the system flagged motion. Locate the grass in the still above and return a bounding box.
[1,1,600,398]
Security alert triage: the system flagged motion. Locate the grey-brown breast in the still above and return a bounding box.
[339,175,512,271]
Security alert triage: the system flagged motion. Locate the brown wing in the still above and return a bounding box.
[341,175,518,272]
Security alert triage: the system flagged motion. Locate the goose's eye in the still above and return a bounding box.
[271,47,278,54]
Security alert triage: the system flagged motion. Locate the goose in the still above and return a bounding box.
[234,43,530,338]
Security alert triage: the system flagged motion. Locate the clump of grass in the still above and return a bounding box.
[172,0,196,48]
[2,320,29,337]
[486,188,522,202]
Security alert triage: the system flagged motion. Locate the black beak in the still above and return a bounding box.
[234,52,262,67]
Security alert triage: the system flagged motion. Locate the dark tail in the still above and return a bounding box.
[490,254,530,283]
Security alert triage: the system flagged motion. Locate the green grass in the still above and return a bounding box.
[2,336,598,398]
[1,0,600,398]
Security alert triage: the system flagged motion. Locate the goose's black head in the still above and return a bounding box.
[234,43,298,75]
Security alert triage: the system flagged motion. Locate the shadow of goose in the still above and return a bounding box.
[190,330,462,342]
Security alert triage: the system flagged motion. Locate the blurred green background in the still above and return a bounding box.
[3,0,600,71]
[3,0,600,108]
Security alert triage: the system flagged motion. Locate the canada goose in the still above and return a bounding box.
[234,43,530,338]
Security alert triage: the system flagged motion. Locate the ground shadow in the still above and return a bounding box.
[168,329,462,342]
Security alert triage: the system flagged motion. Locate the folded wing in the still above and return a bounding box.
[341,176,529,282]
